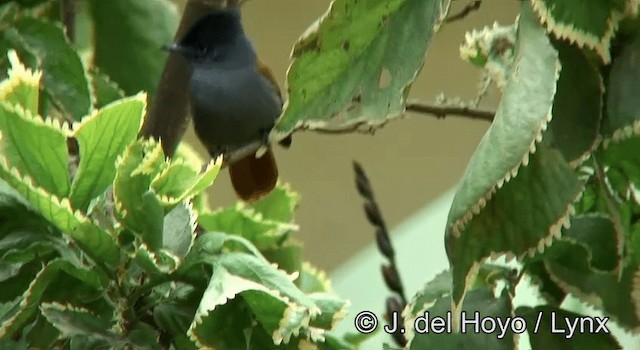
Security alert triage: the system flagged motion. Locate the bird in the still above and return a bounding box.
[168,8,290,202]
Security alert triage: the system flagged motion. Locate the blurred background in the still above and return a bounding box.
[174,0,520,273]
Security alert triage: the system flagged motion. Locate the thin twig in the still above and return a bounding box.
[297,100,495,135]
[405,99,495,122]
[445,0,482,23]
[353,161,407,348]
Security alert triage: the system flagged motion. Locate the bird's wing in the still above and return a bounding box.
[257,59,283,106]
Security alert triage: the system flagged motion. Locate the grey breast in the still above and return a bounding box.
[189,65,282,149]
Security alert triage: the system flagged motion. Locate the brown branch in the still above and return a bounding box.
[405,99,495,122]
[59,0,76,42]
[290,100,495,136]
[445,0,482,23]
[140,0,245,158]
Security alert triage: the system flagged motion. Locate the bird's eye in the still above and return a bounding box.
[195,46,208,58]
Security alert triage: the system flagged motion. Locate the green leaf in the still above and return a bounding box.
[150,158,220,208]
[89,0,178,96]
[601,136,640,205]
[0,260,103,339]
[445,2,568,306]
[70,94,146,211]
[545,39,602,165]
[522,260,566,306]
[113,139,165,238]
[179,232,265,278]
[39,302,118,343]
[8,17,91,119]
[262,240,303,276]
[188,257,319,348]
[163,201,196,260]
[562,215,621,272]
[544,240,640,329]
[0,103,70,197]
[407,288,516,350]
[250,183,300,223]
[307,293,349,330]
[530,0,622,62]
[88,67,126,109]
[24,314,60,350]
[0,157,120,266]
[0,178,53,237]
[516,305,621,349]
[0,155,120,267]
[298,261,333,294]
[199,205,295,250]
[0,50,40,114]
[446,144,581,307]
[188,295,254,349]
[273,0,451,135]
[603,34,640,136]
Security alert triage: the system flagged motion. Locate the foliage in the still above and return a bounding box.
[0,1,352,349]
[1,0,639,349]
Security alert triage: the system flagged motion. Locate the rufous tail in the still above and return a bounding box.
[228,148,278,202]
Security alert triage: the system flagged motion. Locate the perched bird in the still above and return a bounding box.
[168,8,289,202]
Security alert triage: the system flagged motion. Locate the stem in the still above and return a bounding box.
[445,0,482,23]
[405,99,495,122]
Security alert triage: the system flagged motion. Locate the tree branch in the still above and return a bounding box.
[405,99,495,122]
[141,0,245,158]
[445,0,482,23]
[59,0,76,43]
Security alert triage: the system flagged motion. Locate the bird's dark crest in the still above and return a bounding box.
[178,9,242,49]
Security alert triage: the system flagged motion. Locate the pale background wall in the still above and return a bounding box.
[177,0,519,272]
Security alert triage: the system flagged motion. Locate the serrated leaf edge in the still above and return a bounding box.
[0,50,42,101]
[531,0,622,63]
[71,92,147,136]
[544,259,640,333]
[0,154,119,265]
[449,73,559,238]
[300,262,333,293]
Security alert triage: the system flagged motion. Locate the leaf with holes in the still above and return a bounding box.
[273,0,451,136]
